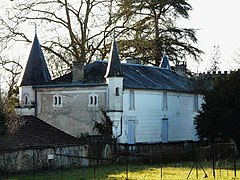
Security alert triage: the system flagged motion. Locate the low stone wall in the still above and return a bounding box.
[0,142,114,173]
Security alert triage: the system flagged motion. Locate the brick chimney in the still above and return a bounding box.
[175,62,187,77]
[72,61,84,82]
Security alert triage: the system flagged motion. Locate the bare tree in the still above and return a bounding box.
[0,0,117,78]
[0,56,22,98]
[233,49,240,70]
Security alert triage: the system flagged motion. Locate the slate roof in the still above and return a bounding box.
[38,61,194,93]
[105,35,123,78]
[0,116,83,152]
[20,34,51,86]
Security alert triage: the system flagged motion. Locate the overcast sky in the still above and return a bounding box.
[182,0,240,72]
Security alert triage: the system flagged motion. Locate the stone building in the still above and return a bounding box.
[16,33,203,144]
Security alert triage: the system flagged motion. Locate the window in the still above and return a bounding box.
[53,95,62,107]
[94,96,97,105]
[54,96,57,105]
[129,90,135,110]
[58,96,61,105]
[23,93,30,106]
[115,87,119,96]
[162,92,168,111]
[193,94,198,111]
[90,96,93,105]
[25,96,28,105]
[89,93,98,107]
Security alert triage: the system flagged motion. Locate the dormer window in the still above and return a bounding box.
[89,93,98,107]
[53,95,62,107]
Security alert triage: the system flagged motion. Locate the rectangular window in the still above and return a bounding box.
[88,93,98,107]
[115,87,119,96]
[53,95,63,107]
[129,90,135,110]
[193,94,199,111]
[162,92,168,111]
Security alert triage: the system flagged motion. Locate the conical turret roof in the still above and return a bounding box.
[20,34,51,86]
[105,34,123,78]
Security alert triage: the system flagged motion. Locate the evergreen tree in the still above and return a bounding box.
[195,71,240,145]
[114,0,203,66]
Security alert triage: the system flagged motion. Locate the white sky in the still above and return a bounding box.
[182,0,240,72]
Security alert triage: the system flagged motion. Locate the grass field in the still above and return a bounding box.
[1,161,240,180]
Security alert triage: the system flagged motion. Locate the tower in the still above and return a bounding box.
[17,33,51,115]
[105,34,124,137]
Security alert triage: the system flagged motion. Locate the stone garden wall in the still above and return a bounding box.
[0,141,114,173]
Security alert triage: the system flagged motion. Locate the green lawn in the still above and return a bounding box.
[1,161,240,180]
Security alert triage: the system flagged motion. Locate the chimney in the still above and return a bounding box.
[175,62,187,77]
[125,58,140,64]
[72,61,84,82]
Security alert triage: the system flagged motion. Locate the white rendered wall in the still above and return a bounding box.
[106,77,124,137]
[119,90,162,143]
[106,77,123,111]
[167,93,196,141]
[15,107,35,116]
[16,86,35,116]
[118,89,203,144]
[19,86,35,106]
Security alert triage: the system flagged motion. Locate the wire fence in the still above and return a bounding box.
[1,140,239,180]
[117,142,238,179]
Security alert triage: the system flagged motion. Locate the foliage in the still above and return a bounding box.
[195,71,240,143]
[114,0,203,66]
[0,93,8,137]
[93,108,113,135]
[0,105,7,137]
[0,86,21,137]
[78,132,90,139]
[190,73,214,94]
